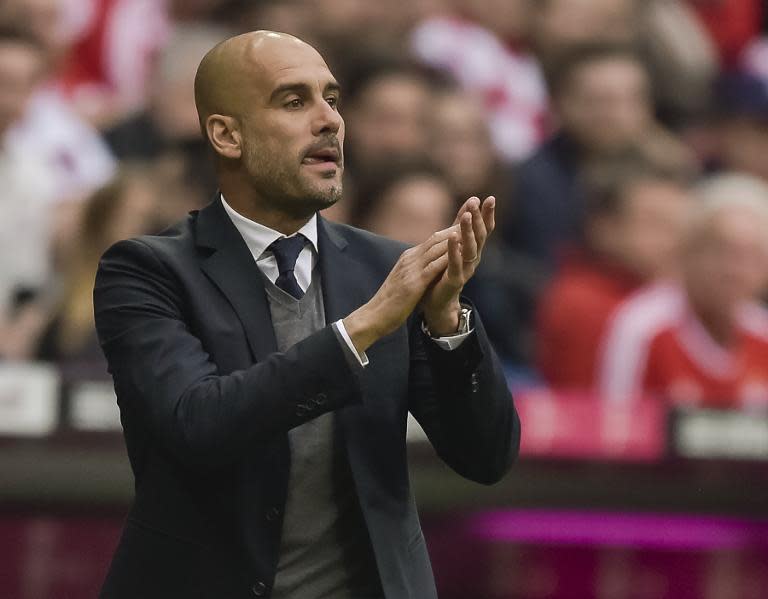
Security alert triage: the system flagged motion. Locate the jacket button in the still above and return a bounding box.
[266,507,280,522]
[251,581,267,596]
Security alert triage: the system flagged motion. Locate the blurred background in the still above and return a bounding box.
[1,0,768,597]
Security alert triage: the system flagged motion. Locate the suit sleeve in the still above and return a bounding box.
[407,304,520,485]
[93,238,362,472]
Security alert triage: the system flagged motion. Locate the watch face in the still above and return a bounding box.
[459,308,472,333]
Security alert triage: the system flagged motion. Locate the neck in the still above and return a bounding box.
[221,184,313,236]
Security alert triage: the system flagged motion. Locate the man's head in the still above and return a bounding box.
[344,59,434,171]
[194,31,344,220]
[682,174,768,318]
[713,71,768,183]
[0,25,45,138]
[352,163,454,245]
[583,157,693,280]
[548,44,651,153]
[530,0,638,60]
[428,89,497,200]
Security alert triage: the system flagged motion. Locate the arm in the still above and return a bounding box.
[408,305,519,485]
[348,195,520,484]
[94,238,363,471]
[96,229,458,473]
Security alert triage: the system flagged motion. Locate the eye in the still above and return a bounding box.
[286,98,303,109]
[326,96,339,109]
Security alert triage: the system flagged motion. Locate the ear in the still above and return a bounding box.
[206,114,242,160]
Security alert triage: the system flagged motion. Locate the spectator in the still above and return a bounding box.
[711,70,768,182]
[502,43,689,269]
[530,0,717,127]
[412,0,549,161]
[342,57,437,177]
[35,165,161,370]
[351,162,454,245]
[536,156,693,389]
[103,23,230,201]
[598,174,768,409]
[0,24,58,360]
[529,0,640,66]
[352,161,542,364]
[0,0,117,202]
[427,88,512,212]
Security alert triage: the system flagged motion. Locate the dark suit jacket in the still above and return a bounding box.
[93,197,519,599]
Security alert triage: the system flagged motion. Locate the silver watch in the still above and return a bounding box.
[422,307,472,337]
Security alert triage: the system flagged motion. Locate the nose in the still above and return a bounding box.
[312,99,343,136]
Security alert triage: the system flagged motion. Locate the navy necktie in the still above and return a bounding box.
[268,234,307,299]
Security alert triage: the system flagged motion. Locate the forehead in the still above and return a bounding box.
[244,38,336,92]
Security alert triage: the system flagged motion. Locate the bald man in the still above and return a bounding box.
[94,31,519,599]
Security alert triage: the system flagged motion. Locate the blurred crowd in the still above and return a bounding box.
[1,0,767,412]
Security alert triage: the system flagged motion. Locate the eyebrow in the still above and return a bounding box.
[269,81,342,103]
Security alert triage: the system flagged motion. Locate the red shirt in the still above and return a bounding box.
[688,0,764,66]
[599,284,768,409]
[536,255,641,389]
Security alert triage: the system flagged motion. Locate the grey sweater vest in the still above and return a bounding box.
[264,268,382,599]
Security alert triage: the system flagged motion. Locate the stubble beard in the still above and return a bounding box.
[244,143,343,219]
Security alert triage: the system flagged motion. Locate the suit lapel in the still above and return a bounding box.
[195,196,278,362]
[317,216,373,324]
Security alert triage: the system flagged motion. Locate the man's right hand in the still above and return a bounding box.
[343,226,459,355]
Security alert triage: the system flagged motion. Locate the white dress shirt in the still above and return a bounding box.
[221,195,469,366]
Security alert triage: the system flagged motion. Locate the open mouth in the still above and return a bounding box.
[302,146,340,166]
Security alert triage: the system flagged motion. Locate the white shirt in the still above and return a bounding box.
[7,88,116,202]
[0,139,57,314]
[221,195,469,367]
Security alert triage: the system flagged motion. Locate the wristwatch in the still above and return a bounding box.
[422,306,473,338]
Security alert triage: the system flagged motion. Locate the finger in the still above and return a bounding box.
[421,224,461,251]
[422,238,450,265]
[447,231,463,283]
[470,199,488,253]
[453,196,479,225]
[481,196,495,233]
[460,211,477,262]
[423,252,449,280]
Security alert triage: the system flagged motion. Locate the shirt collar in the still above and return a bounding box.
[220,193,319,260]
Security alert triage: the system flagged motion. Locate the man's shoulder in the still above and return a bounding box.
[99,211,200,271]
[320,218,409,268]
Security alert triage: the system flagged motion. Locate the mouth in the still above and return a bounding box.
[302,146,341,168]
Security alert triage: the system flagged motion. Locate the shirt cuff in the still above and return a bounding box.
[333,319,369,367]
[430,329,473,350]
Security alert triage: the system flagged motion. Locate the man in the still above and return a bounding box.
[598,174,768,408]
[0,24,56,359]
[501,43,682,269]
[94,31,519,599]
[343,58,434,176]
[536,156,692,389]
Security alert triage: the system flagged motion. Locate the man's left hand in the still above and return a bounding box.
[421,195,495,336]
